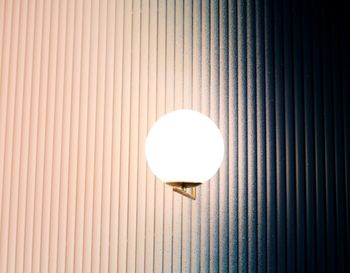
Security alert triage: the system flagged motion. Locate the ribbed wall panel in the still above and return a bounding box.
[0,0,349,272]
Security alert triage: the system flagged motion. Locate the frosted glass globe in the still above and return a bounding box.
[145,109,224,183]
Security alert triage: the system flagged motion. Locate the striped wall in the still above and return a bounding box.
[0,0,349,272]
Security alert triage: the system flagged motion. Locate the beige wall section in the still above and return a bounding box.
[0,0,221,272]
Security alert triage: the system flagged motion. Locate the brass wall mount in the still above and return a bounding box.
[166,182,202,200]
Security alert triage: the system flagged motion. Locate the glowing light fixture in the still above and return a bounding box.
[145,109,224,200]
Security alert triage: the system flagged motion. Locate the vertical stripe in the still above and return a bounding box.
[0,0,14,241]
[90,0,107,270]
[292,0,306,271]
[191,0,201,272]
[209,0,219,272]
[108,0,124,271]
[321,3,337,272]
[154,0,165,271]
[134,0,149,272]
[256,0,266,272]
[340,12,350,272]
[48,0,67,270]
[247,0,257,271]
[228,1,239,273]
[116,0,132,271]
[23,0,43,271]
[126,0,141,271]
[172,0,183,272]
[274,0,286,271]
[302,1,316,272]
[219,0,229,272]
[15,2,36,272]
[65,0,82,272]
[162,0,175,271]
[56,0,74,271]
[0,0,20,271]
[311,0,326,271]
[265,0,276,272]
[237,0,248,271]
[200,0,210,272]
[330,12,346,273]
[283,0,296,272]
[7,0,28,271]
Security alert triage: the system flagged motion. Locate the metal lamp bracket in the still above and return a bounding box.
[166,182,202,200]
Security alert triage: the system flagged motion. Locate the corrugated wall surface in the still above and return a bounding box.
[0,0,349,272]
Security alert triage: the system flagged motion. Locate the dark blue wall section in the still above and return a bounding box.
[218,0,350,272]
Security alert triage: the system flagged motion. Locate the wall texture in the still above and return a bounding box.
[0,0,349,272]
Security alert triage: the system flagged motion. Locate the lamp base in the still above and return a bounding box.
[166,182,202,200]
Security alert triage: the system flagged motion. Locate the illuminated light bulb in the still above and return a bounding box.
[145,109,224,184]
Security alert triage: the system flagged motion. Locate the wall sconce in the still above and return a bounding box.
[145,109,224,200]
